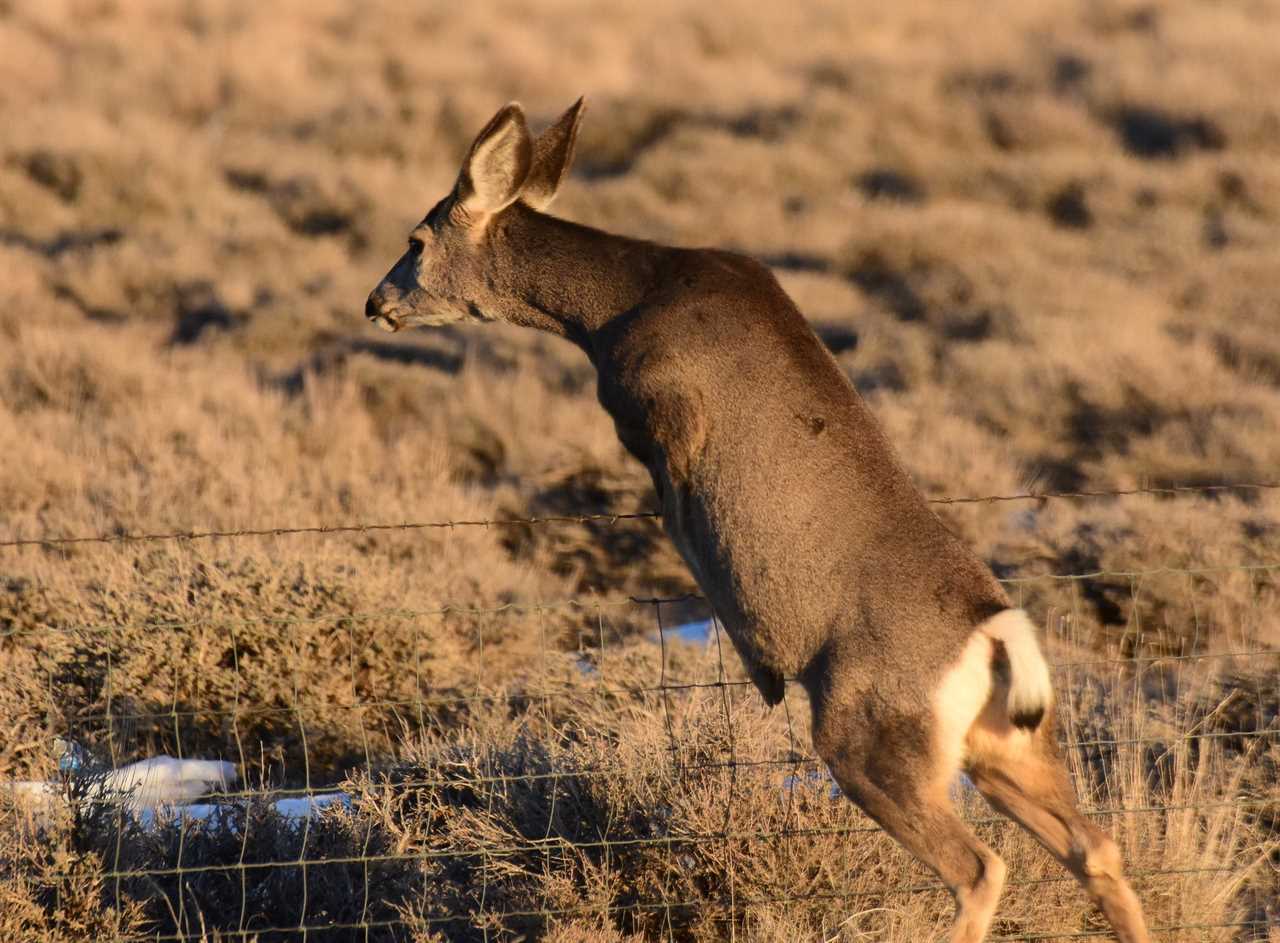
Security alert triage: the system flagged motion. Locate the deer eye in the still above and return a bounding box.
[408,236,426,254]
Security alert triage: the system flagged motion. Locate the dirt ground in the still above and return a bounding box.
[0,0,1277,940]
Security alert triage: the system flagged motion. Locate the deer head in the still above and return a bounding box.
[365,98,585,333]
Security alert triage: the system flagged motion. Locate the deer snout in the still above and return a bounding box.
[364,294,401,333]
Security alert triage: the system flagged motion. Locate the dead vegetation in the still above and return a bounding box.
[1,0,1278,939]
[1,639,1275,942]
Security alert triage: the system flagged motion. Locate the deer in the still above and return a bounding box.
[365,99,1150,943]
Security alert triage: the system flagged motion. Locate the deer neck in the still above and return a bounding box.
[487,203,669,354]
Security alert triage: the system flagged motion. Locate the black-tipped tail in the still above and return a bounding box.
[981,609,1053,731]
[1010,705,1046,730]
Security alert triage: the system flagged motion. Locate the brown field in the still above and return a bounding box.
[0,0,1277,940]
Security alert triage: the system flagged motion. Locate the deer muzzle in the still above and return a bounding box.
[365,295,402,333]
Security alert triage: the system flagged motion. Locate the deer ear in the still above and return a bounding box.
[521,97,585,212]
[456,103,533,222]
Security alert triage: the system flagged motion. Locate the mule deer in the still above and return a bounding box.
[366,99,1150,942]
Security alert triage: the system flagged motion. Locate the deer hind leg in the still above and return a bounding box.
[812,707,1006,943]
[965,716,1150,943]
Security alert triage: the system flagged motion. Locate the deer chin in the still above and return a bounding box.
[396,309,466,329]
[369,309,455,332]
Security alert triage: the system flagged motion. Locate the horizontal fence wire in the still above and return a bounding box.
[39,784,1274,825]
[63,845,1257,889]
[2,561,1278,641]
[134,916,1273,943]
[41,647,1280,732]
[4,480,1278,942]
[71,866,1261,927]
[1,479,1277,550]
[40,797,1275,885]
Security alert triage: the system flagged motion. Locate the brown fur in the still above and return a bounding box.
[367,100,1151,942]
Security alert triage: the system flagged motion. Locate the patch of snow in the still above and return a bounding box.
[138,791,351,829]
[672,618,714,645]
[5,749,348,831]
[5,780,59,803]
[99,757,237,808]
[269,791,352,821]
[650,618,714,647]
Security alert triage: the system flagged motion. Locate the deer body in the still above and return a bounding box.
[367,100,1150,943]
[587,237,1010,703]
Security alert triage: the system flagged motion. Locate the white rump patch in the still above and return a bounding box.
[933,609,1054,777]
[933,630,997,781]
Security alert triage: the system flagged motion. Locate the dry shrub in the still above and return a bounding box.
[1,638,1274,941]
[0,784,148,943]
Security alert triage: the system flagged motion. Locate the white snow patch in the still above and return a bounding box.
[6,754,349,830]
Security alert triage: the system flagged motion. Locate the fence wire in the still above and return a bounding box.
[2,479,1277,550]
[2,483,1278,942]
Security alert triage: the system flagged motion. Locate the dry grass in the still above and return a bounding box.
[1,0,1279,939]
[1,638,1275,942]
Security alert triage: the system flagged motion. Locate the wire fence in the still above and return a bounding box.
[2,479,1277,549]
[2,482,1278,942]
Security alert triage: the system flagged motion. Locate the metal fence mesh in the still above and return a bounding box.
[2,483,1277,942]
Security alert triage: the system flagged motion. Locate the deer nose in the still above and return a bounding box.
[365,294,401,333]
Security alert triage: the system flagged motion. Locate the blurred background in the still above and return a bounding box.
[0,1,1277,940]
